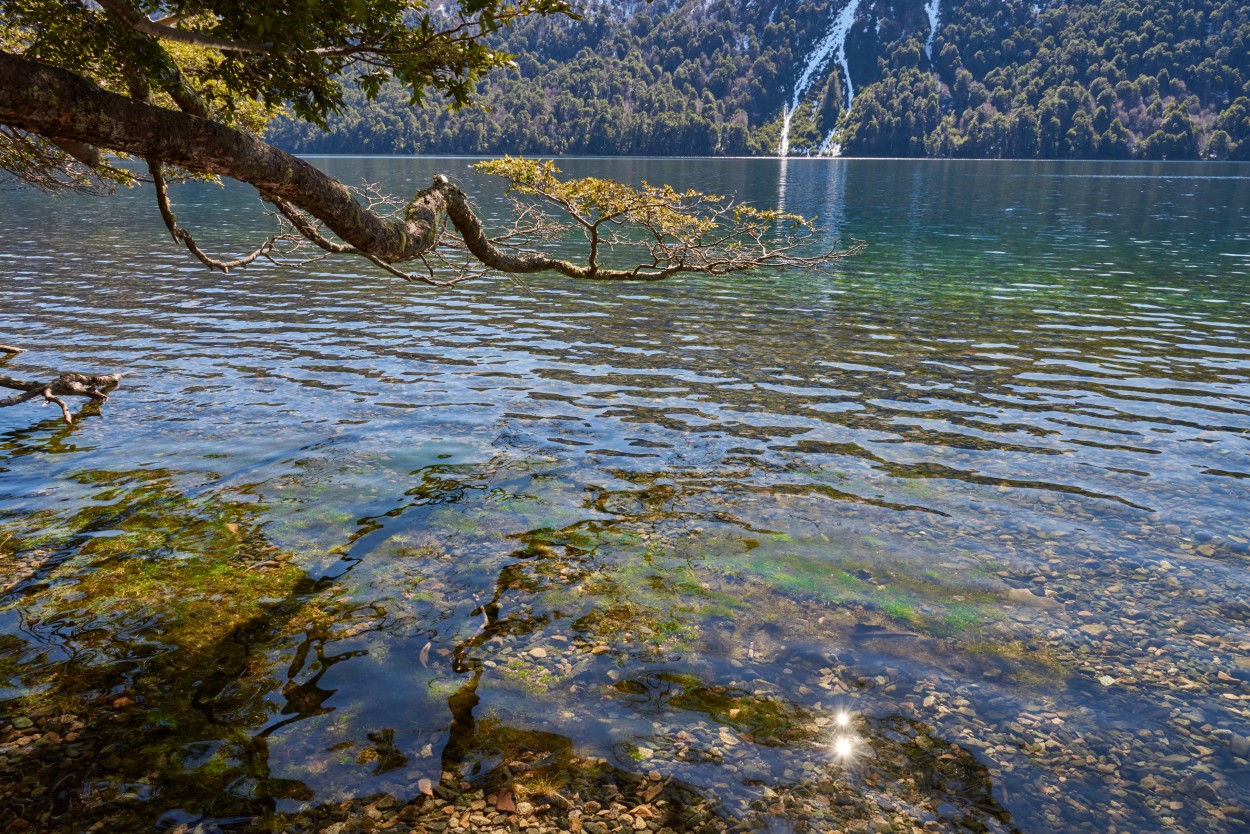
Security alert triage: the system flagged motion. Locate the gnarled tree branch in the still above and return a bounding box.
[148,158,284,272]
[0,50,440,264]
[0,370,123,425]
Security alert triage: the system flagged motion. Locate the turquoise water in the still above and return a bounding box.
[2,158,1250,832]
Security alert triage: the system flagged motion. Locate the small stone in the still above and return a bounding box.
[740,761,770,781]
[529,647,548,659]
[1230,734,1250,758]
[1098,675,1116,687]
[516,801,535,816]
[1007,588,1061,610]
[11,717,33,730]
[1079,624,1107,636]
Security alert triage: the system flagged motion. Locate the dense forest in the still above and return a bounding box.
[268,0,1250,159]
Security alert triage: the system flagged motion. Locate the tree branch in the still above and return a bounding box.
[0,372,123,424]
[0,50,440,264]
[0,53,861,287]
[48,138,101,168]
[93,0,477,59]
[95,0,284,55]
[266,196,357,255]
[148,158,281,272]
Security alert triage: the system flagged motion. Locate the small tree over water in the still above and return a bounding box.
[0,1,858,420]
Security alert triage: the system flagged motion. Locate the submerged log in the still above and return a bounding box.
[0,369,123,424]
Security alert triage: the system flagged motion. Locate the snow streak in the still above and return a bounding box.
[924,0,941,59]
[777,0,862,156]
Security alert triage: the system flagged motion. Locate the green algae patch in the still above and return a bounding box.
[14,470,310,663]
[0,468,331,829]
[965,639,1069,686]
[607,671,817,749]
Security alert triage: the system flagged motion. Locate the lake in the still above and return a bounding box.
[2,157,1250,833]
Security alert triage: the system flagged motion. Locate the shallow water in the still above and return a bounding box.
[2,158,1250,833]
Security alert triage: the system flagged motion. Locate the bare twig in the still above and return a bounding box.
[0,127,134,194]
[149,159,291,272]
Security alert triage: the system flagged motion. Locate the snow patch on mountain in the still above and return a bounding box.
[777,0,862,156]
[924,0,941,59]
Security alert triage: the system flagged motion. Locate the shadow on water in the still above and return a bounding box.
[1,440,1029,834]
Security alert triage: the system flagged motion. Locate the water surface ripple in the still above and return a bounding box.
[2,159,1249,833]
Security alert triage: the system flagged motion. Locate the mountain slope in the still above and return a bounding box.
[267,0,1250,159]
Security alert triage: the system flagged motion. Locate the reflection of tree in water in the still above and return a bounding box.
[366,465,1022,833]
[0,456,360,831]
[423,587,1021,832]
[0,443,1021,833]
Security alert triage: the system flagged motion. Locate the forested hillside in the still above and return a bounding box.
[268,0,1250,159]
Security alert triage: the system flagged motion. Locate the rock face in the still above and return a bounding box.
[1007,587,1062,610]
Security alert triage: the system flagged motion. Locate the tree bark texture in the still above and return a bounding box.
[0,50,609,279]
[0,50,440,264]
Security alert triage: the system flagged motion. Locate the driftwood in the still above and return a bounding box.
[0,350,122,423]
